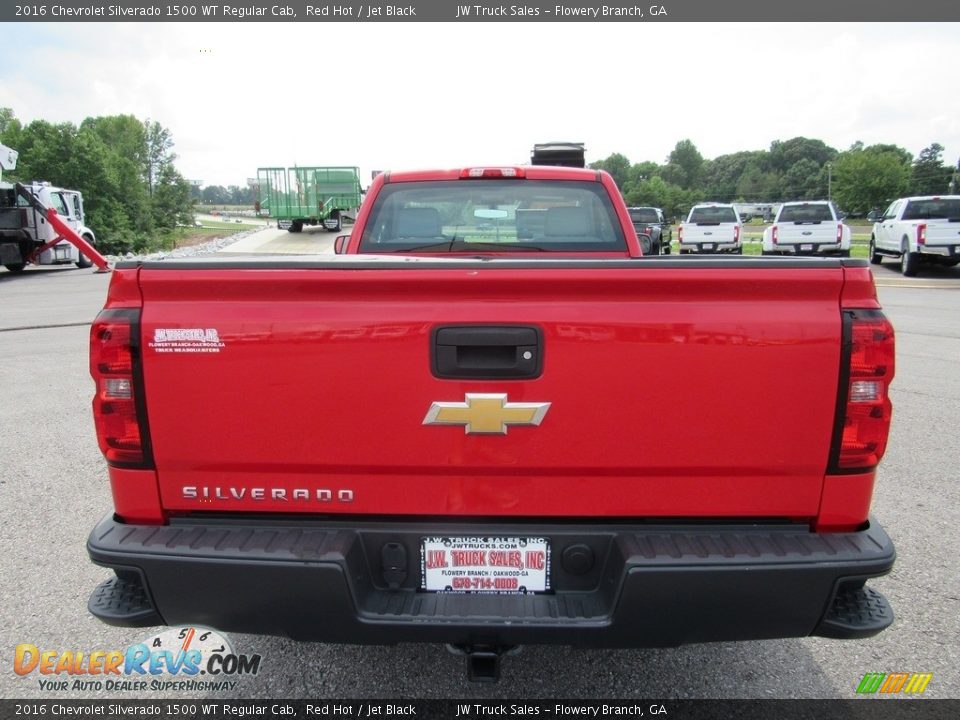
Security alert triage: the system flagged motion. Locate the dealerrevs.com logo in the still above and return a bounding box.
[14,627,261,692]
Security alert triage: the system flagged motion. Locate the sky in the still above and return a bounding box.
[1,22,958,188]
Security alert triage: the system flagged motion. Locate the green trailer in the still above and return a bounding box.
[255,166,362,233]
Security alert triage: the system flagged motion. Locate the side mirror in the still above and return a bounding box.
[333,235,349,254]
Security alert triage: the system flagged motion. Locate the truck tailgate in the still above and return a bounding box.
[776,223,838,245]
[138,261,844,519]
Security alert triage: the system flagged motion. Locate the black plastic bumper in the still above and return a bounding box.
[87,514,895,648]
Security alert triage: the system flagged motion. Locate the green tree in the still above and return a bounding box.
[143,119,174,196]
[624,176,694,220]
[0,107,18,135]
[589,152,631,189]
[152,164,193,230]
[832,146,910,214]
[3,109,194,253]
[910,143,952,195]
[781,158,823,200]
[700,151,768,201]
[662,140,703,190]
[768,137,837,173]
[735,165,779,202]
[201,185,231,205]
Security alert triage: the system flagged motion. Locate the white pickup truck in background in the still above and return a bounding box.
[678,203,742,254]
[762,201,851,257]
[870,195,960,276]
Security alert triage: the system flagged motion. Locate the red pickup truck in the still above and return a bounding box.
[87,166,896,682]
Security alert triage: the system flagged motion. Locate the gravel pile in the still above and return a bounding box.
[102,227,257,264]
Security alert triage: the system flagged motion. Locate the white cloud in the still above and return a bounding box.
[1,22,958,186]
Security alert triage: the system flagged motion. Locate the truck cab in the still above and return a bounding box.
[1,182,97,272]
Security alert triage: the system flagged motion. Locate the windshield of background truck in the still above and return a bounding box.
[778,204,835,223]
[689,206,737,223]
[902,198,960,220]
[358,180,627,253]
[629,208,659,224]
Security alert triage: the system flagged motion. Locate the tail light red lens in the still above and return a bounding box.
[837,223,843,243]
[734,225,740,243]
[90,309,151,467]
[678,226,684,243]
[917,223,926,245]
[771,225,778,244]
[831,311,895,471]
[460,167,525,179]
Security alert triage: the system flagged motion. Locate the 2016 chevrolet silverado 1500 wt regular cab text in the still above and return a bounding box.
[869,195,960,276]
[87,165,897,682]
[677,203,742,254]
[762,201,851,257]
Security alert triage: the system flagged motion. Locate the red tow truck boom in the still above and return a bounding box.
[14,182,109,272]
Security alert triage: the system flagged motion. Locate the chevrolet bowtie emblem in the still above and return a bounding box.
[423,393,551,435]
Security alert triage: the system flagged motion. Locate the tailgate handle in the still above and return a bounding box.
[433,326,542,379]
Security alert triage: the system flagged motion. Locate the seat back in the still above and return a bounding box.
[395,207,442,238]
[544,206,592,237]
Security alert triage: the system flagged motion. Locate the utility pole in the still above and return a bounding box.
[827,162,832,202]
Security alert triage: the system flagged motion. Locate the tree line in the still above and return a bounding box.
[0,107,193,254]
[193,183,254,206]
[590,137,958,220]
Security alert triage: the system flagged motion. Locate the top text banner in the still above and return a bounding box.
[4,1,959,22]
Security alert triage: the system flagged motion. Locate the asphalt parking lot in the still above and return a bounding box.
[1,258,958,700]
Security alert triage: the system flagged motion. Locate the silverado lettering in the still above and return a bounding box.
[181,487,354,502]
[86,164,896,682]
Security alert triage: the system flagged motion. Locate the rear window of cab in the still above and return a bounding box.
[778,204,835,223]
[688,206,738,224]
[358,180,627,253]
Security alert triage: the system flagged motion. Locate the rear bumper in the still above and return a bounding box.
[918,244,960,257]
[678,242,740,253]
[87,514,895,648]
[764,242,848,255]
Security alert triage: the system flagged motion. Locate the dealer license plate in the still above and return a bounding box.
[801,244,814,251]
[421,537,550,594]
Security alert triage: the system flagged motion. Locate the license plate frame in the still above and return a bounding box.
[420,536,550,594]
[702,243,715,251]
[800,244,814,251]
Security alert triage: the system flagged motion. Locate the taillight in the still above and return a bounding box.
[830,311,895,471]
[837,223,843,243]
[678,225,684,243]
[90,309,152,467]
[460,167,525,179]
[734,225,740,243]
[917,223,926,245]
[772,225,779,244]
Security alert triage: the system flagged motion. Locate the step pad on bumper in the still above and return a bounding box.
[815,585,894,639]
[88,575,161,628]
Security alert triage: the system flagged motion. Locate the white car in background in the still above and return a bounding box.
[762,201,851,257]
[677,203,742,254]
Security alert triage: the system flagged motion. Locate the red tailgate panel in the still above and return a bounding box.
[139,266,842,518]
